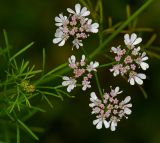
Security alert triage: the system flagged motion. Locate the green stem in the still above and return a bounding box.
[94,72,103,99]
[98,61,117,68]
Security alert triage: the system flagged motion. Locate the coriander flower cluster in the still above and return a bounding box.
[62,55,99,92]
[110,33,149,85]
[89,87,132,131]
[53,3,99,49]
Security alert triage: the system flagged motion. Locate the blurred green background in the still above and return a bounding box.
[0,0,160,143]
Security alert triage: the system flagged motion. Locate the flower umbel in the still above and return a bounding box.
[89,87,132,131]
[53,3,99,49]
[62,55,99,92]
[110,33,149,85]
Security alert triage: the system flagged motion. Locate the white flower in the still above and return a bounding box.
[68,55,77,69]
[86,61,99,72]
[132,46,141,56]
[89,92,101,108]
[136,52,149,70]
[120,96,132,115]
[72,39,83,49]
[124,33,142,48]
[55,14,69,27]
[82,79,91,91]
[86,19,99,33]
[110,64,122,77]
[53,29,68,46]
[93,116,110,129]
[110,86,123,97]
[62,76,77,92]
[67,3,90,17]
[128,72,146,85]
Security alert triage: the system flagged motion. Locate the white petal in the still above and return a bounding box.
[55,23,63,27]
[67,8,75,14]
[53,38,62,44]
[63,76,70,80]
[71,55,76,63]
[87,19,92,25]
[137,73,146,79]
[90,92,97,100]
[115,87,120,93]
[92,23,99,29]
[75,3,81,15]
[89,103,95,108]
[111,47,117,53]
[135,76,143,85]
[67,84,75,92]
[62,81,69,86]
[93,119,100,125]
[93,62,99,68]
[96,121,102,129]
[80,7,87,14]
[142,56,148,61]
[111,121,117,131]
[58,39,65,46]
[81,11,90,16]
[55,16,62,22]
[131,33,137,43]
[124,34,130,45]
[133,38,142,45]
[140,62,149,70]
[104,120,110,128]
[81,55,85,61]
[126,103,132,108]
[129,78,135,85]
[124,108,132,115]
[123,96,131,104]
[80,7,90,16]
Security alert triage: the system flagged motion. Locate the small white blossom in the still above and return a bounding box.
[93,116,110,129]
[132,46,141,56]
[67,3,90,17]
[55,14,69,27]
[136,52,149,70]
[89,92,102,108]
[72,39,83,49]
[68,55,77,69]
[82,77,91,91]
[110,86,123,97]
[86,61,99,72]
[86,19,99,33]
[119,96,132,116]
[53,29,68,46]
[110,64,122,77]
[62,76,77,92]
[128,72,146,85]
[124,33,142,48]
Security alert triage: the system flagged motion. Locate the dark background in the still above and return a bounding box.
[0,0,160,143]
